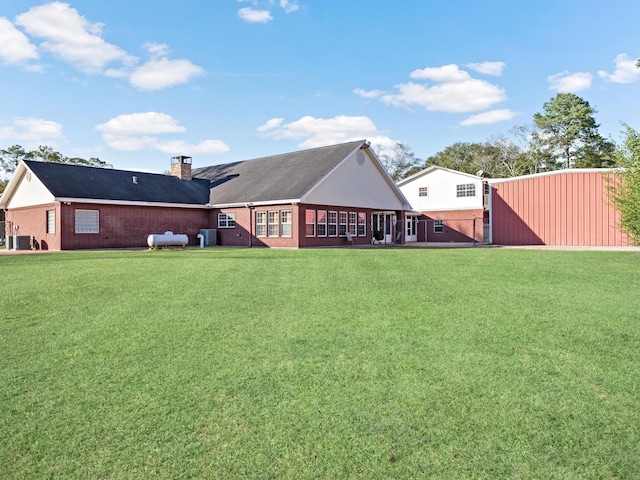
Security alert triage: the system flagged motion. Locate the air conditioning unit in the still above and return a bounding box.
[13,235,31,250]
[199,229,217,246]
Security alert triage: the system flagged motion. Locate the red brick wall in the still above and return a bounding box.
[5,203,61,250]
[418,209,485,243]
[58,203,210,250]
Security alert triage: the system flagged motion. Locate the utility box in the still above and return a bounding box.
[13,235,31,250]
[199,229,217,246]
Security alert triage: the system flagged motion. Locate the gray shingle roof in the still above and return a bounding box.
[24,160,210,205]
[192,140,364,205]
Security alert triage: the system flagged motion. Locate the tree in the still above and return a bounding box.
[375,142,423,181]
[608,124,640,245]
[0,145,111,194]
[532,93,614,170]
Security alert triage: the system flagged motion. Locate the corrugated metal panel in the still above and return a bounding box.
[491,170,629,246]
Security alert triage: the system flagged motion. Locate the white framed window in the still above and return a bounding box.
[256,211,266,237]
[268,211,279,237]
[339,212,348,236]
[317,210,327,237]
[357,212,366,236]
[46,210,55,234]
[418,187,428,197]
[218,212,236,228]
[348,212,357,235]
[328,211,338,237]
[434,220,444,233]
[75,209,99,234]
[305,210,316,237]
[280,210,292,237]
[456,183,476,197]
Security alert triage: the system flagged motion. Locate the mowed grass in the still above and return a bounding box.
[1,247,639,479]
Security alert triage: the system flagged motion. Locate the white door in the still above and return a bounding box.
[372,213,395,244]
[406,216,417,242]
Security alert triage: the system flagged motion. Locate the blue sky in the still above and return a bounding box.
[1,0,638,173]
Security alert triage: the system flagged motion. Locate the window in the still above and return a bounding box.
[317,210,327,237]
[328,211,338,237]
[348,212,357,236]
[46,210,55,234]
[357,212,366,236]
[434,220,444,233]
[256,211,266,237]
[305,210,316,237]
[218,212,236,228]
[339,212,348,236]
[418,187,428,197]
[456,183,476,197]
[281,210,292,237]
[75,209,99,234]
[268,211,279,237]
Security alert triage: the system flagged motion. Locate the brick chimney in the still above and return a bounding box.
[171,155,192,180]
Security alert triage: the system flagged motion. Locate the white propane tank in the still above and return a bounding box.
[147,231,189,248]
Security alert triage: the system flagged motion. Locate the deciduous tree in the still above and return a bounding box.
[608,124,640,245]
[375,142,422,181]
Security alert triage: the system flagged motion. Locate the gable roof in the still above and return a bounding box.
[397,165,483,186]
[192,140,367,206]
[1,160,210,208]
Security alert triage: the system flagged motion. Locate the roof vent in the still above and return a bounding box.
[132,175,138,184]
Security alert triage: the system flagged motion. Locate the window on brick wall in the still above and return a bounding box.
[305,210,316,237]
[256,211,266,237]
[280,210,292,237]
[75,209,99,234]
[357,212,366,236]
[348,212,357,235]
[268,211,279,237]
[434,220,444,233]
[46,210,55,234]
[328,211,338,237]
[317,210,327,237]
[339,212,348,236]
[218,212,236,228]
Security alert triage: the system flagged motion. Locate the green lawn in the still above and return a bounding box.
[1,247,639,479]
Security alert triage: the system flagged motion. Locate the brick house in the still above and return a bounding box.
[0,140,411,250]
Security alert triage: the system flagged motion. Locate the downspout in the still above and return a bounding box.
[247,203,254,247]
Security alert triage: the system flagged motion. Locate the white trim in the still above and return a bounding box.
[56,197,210,209]
[209,199,300,209]
[487,168,617,184]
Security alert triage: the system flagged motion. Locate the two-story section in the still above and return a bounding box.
[397,166,488,244]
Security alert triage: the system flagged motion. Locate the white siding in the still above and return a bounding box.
[400,168,484,211]
[305,150,406,210]
[4,170,55,208]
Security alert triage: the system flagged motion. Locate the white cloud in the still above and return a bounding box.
[280,0,300,13]
[359,63,507,113]
[353,88,386,99]
[459,109,518,126]
[381,79,506,113]
[410,64,470,82]
[257,115,397,150]
[15,2,134,74]
[238,7,273,23]
[466,61,506,76]
[548,71,592,92]
[0,17,38,64]
[96,112,229,155]
[0,117,65,145]
[598,53,640,84]
[129,58,204,91]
